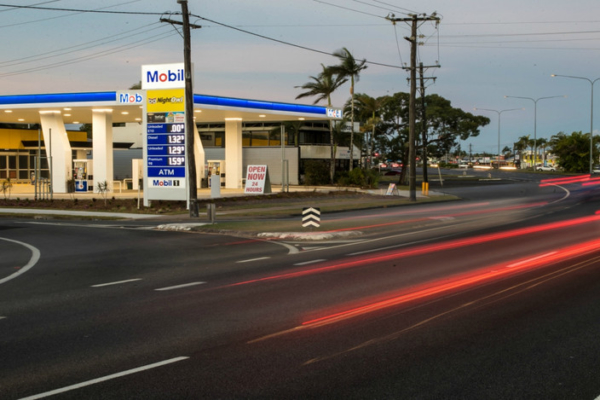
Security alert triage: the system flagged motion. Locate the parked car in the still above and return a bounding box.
[592,165,600,174]
[536,165,556,172]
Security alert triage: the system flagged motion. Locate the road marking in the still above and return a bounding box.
[347,234,457,256]
[236,257,270,263]
[507,252,557,268]
[91,279,142,288]
[294,259,326,266]
[154,282,206,291]
[0,316,6,320]
[18,356,189,400]
[0,237,41,285]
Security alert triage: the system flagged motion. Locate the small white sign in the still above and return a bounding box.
[245,165,271,194]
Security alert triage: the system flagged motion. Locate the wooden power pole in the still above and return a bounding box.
[386,13,440,201]
[162,1,202,217]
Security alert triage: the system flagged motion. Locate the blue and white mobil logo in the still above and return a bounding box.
[117,91,144,104]
[141,63,186,89]
[150,178,184,188]
[327,108,343,118]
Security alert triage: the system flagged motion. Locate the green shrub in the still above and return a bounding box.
[304,160,330,185]
[335,168,379,188]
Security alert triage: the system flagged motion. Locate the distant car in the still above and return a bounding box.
[536,165,556,172]
[458,163,470,169]
[593,165,600,174]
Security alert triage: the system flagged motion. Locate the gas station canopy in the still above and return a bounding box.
[0,91,341,125]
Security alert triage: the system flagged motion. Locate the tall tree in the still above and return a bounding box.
[550,131,599,172]
[295,65,347,183]
[327,47,367,171]
[536,137,548,164]
[351,93,387,169]
[515,135,531,168]
[421,94,490,166]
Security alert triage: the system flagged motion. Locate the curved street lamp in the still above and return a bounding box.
[473,107,524,159]
[504,95,566,168]
[551,74,600,174]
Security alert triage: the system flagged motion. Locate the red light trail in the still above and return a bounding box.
[301,238,600,328]
[227,214,600,288]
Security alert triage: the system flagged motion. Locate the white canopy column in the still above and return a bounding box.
[92,109,114,193]
[224,118,243,189]
[193,122,205,184]
[39,111,71,193]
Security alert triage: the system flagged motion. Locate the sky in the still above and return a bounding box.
[1,0,600,153]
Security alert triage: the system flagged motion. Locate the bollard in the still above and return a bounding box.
[207,203,216,224]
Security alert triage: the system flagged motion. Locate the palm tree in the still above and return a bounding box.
[515,135,531,168]
[536,137,548,165]
[295,64,347,183]
[352,93,386,169]
[327,47,368,171]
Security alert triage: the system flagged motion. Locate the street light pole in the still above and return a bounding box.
[551,74,600,174]
[504,95,565,168]
[473,107,523,159]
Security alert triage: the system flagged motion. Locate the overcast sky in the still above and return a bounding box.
[1,0,599,153]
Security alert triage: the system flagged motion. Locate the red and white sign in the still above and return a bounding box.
[245,165,271,194]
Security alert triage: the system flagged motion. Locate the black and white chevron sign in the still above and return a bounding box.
[302,207,321,228]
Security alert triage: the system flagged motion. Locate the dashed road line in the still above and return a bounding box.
[91,279,142,288]
[237,257,270,263]
[18,356,189,400]
[154,282,206,291]
[294,259,326,266]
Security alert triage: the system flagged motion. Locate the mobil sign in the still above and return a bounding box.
[117,90,144,104]
[141,63,187,89]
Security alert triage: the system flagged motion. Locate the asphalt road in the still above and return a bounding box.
[1,174,600,399]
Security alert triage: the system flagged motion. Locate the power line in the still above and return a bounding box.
[0,1,167,16]
[0,1,147,28]
[311,0,386,19]
[441,29,600,38]
[0,30,179,78]
[0,1,60,13]
[371,0,417,14]
[0,22,166,68]
[192,13,404,70]
[349,0,409,15]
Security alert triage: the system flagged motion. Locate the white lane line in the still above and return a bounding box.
[236,257,270,264]
[0,237,41,285]
[18,356,189,400]
[154,282,206,291]
[0,316,6,320]
[294,259,326,266]
[507,252,557,268]
[91,279,142,288]
[347,234,457,256]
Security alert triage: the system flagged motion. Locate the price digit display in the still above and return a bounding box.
[168,157,185,166]
[169,123,185,133]
[167,145,185,155]
[168,134,185,144]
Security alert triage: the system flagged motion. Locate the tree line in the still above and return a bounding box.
[295,48,490,184]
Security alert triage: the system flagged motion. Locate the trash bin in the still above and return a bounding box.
[126,181,133,190]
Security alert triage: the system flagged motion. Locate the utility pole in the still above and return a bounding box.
[161,1,202,217]
[418,62,437,184]
[387,13,440,202]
